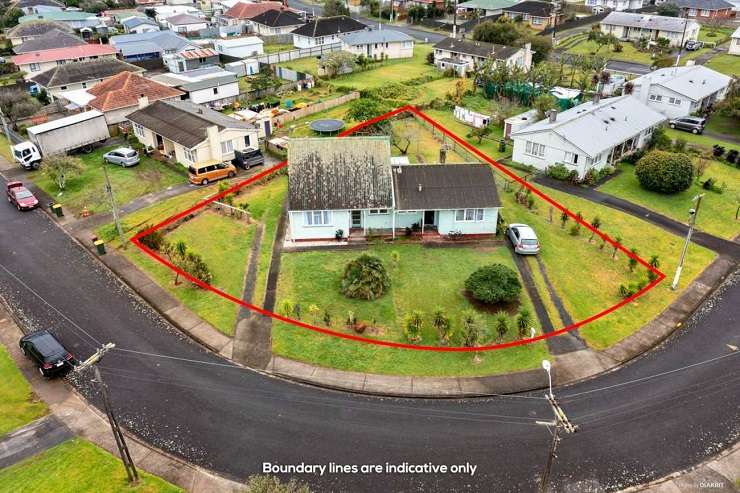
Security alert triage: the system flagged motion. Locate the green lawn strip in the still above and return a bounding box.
[272,243,550,377]
[497,180,716,349]
[565,39,654,65]
[598,161,739,240]
[665,128,736,151]
[698,26,735,44]
[705,115,740,138]
[704,54,740,77]
[0,345,48,438]
[263,43,294,54]
[524,256,564,329]
[27,145,186,216]
[0,438,182,493]
[0,133,13,163]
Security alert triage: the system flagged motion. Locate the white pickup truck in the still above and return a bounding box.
[13,110,110,170]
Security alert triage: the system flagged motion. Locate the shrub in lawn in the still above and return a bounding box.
[589,216,601,242]
[622,149,644,165]
[345,310,357,330]
[432,308,452,344]
[323,309,332,327]
[712,145,725,158]
[635,151,693,194]
[569,224,580,236]
[281,300,294,317]
[546,164,571,181]
[647,255,660,282]
[560,211,569,229]
[495,312,509,341]
[390,250,400,266]
[673,138,687,153]
[293,303,301,320]
[726,150,738,165]
[308,304,321,324]
[465,264,522,305]
[340,254,391,300]
[612,235,622,259]
[628,247,639,272]
[183,251,213,285]
[461,311,483,348]
[516,309,532,338]
[138,226,165,251]
[403,310,424,342]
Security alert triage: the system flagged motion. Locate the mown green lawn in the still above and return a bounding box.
[263,43,294,54]
[273,244,550,377]
[698,26,735,44]
[0,133,13,163]
[599,161,739,240]
[390,119,466,163]
[28,145,186,216]
[0,345,47,437]
[0,439,181,493]
[497,180,717,349]
[704,54,740,77]
[565,38,655,65]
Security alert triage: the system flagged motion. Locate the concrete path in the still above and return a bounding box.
[533,175,740,259]
[0,416,73,469]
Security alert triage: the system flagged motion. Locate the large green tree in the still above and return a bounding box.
[323,0,349,16]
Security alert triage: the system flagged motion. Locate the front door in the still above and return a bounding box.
[351,210,362,228]
[155,134,164,149]
[423,210,435,226]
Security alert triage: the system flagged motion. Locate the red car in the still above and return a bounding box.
[6,181,39,211]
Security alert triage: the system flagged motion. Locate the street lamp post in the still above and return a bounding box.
[671,194,703,291]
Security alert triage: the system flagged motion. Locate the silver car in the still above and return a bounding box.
[103,147,140,167]
[507,223,541,255]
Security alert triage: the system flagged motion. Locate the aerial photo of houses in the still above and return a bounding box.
[0,0,737,490]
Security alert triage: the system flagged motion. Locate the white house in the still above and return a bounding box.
[121,16,161,33]
[213,36,264,58]
[151,66,240,107]
[432,37,532,76]
[340,29,414,60]
[224,58,259,76]
[291,16,367,49]
[127,99,259,167]
[16,0,64,15]
[729,26,740,55]
[584,0,643,12]
[166,13,209,33]
[287,137,501,241]
[249,8,304,35]
[600,12,700,47]
[153,5,203,24]
[629,65,733,119]
[511,95,666,178]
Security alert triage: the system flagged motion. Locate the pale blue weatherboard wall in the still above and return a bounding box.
[437,208,499,235]
[289,210,351,240]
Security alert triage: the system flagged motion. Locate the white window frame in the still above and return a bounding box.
[29,63,40,72]
[700,8,709,15]
[564,151,579,164]
[455,208,485,222]
[397,210,418,214]
[668,97,681,105]
[221,140,234,154]
[184,148,197,163]
[133,122,145,138]
[368,209,389,215]
[525,141,545,157]
[303,210,332,226]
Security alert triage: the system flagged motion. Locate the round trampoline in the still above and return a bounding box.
[310,119,345,135]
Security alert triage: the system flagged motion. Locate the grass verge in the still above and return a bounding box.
[0,344,48,437]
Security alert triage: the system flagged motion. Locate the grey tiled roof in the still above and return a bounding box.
[602,12,691,32]
[393,164,500,210]
[291,15,367,38]
[669,0,733,9]
[341,29,413,45]
[7,20,72,38]
[433,37,520,61]
[28,58,143,88]
[13,29,86,54]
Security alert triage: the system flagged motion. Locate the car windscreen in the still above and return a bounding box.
[15,190,33,199]
[188,166,197,175]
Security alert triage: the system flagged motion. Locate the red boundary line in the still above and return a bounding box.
[131,105,665,352]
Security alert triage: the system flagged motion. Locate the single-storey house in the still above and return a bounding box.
[600,12,700,47]
[249,9,305,35]
[127,99,259,167]
[164,47,220,73]
[28,58,144,101]
[153,6,204,25]
[111,31,198,62]
[18,11,101,30]
[668,0,736,19]
[584,0,643,11]
[6,20,73,46]
[287,137,501,241]
[218,1,285,26]
[165,13,209,34]
[511,95,666,178]
[730,26,740,55]
[16,0,64,15]
[213,37,264,58]
[502,1,563,30]
[151,66,240,107]
[121,16,161,34]
[456,0,518,16]
[12,43,119,77]
[629,65,732,118]
[291,16,368,49]
[12,28,86,54]
[340,29,414,60]
[432,37,532,76]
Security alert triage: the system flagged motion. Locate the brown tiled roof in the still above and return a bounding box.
[222,1,285,19]
[178,48,217,59]
[87,72,183,112]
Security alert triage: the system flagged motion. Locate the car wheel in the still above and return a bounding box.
[692,128,699,134]
[201,179,209,186]
[228,171,235,178]
[670,124,676,129]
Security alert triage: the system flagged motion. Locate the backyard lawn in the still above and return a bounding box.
[0,344,47,437]
[0,439,181,493]
[390,118,466,163]
[263,43,294,54]
[705,54,740,77]
[272,243,550,377]
[599,161,739,240]
[565,37,655,65]
[423,108,510,162]
[28,145,187,216]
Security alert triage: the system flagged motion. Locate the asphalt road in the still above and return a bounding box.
[0,182,738,492]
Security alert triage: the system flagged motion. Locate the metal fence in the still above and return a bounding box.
[254,42,342,65]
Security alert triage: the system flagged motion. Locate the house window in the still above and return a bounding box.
[688,8,697,15]
[532,17,542,25]
[397,210,418,214]
[668,97,681,105]
[133,123,144,138]
[368,209,389,215]
[57,60,66,65]
[60,85,67,90]
[81,82,87,88]
[525,141,545,157]
[700,9,709,15]
[184,148,197,162]
[649,94,663,102]
[564,151,579,164]
[303,210,331,226]
[221,140,234,154]
[213,87,218,95]
[455,209,485,222]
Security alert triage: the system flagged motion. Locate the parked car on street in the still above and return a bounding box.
[188,161,236,185]
[103,147,140,167]
[6,181,39,211]
[507,223,541,255]
[684,40,703,51]
[19,330,77,377]
[669,116,706,134]
[231,147,264,169]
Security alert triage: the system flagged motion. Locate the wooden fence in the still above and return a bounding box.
[273,91,360,127]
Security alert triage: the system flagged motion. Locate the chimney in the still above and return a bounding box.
[417,184,423,192]
[137,94,149,109]
[207,125,221,161]
[548,109,557,123]
[592,93,601,104]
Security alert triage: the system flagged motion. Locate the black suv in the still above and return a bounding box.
[232,148,265,170]
[669,116,706,134]
[19,330,76,377]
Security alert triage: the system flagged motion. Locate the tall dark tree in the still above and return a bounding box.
[323,0,350,17]
[472,20,520,45]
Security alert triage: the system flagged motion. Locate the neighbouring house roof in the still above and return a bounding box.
[215,36,263,47]
[166,13,207,25]
[393,164,499,211]
[288,137,393,211]
[669,0,733,9]
[12,43,118,65]
[16,0,64,8]
[433,37,520,61]
[503,0,555,17]
[601,12,692,32]
[222,1,285,19]
[249,8,304,27]
[150,66,235,89]
[511,95,666,158]
[127,99,255,148]
[86,72,183,112]
[631,65,732,101]
[7,20,72,38]
[457,0,518,10]
[28,58,144,88]
[176,48,218,59]
[341,28,413,45]
[179,73,237,91]
[13,29,86,54]
[19,11,97,23]
[604,59,653,76]
[291,16,367,38]
[121,16,158,29]
[111,31,195,57]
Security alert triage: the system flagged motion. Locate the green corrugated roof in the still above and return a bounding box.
[457,0,517,10]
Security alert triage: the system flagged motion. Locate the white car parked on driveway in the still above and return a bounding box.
[103,147,140,167]
[507,223,540,255]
